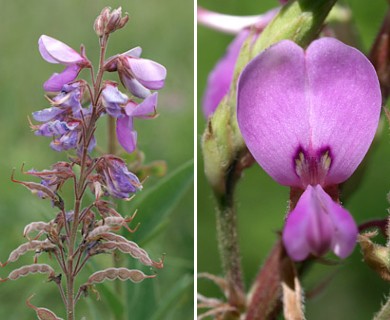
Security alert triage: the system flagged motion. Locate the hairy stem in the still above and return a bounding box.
[214,160,246,315]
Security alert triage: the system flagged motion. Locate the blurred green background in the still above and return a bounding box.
[0,1,193,319]
[198,0,390,319]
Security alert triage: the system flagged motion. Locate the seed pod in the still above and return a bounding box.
[1,264,56,282]
[97,215,139,233]
[84,268,155,285]
[12,175,57,200]
[23,221,53,240]
[26,294,63,320]
[98,233,163,268]
[95,200,123,218]
[87,225,114,239]
[94,241,163,268]
[2,240,56,266]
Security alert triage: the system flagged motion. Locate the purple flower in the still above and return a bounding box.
[237,38,381,261]
[198,6,279,117]
[32,83,96,153]
[106,47,167,98]
[39,35,90,92]
[101,82,128,118]
[97,156,142,199]
[116,92,158,153]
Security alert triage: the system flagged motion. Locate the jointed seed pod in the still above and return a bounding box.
[89,240,163,268]
[97,215,139,233]
[86,225,113,239]
[26,295,63,320]
[1,264,56,282]
[101,232,163,267]
[84,267,155,285]
[23,221,54,240]
[1,240,56,266]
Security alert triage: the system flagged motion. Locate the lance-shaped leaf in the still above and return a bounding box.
[1,264,56,282]
[26,295,63,320]
[83,268,155,286]
[1,240,56,267]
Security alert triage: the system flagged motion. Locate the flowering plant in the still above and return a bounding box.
[198,0,390,319]
[0,6,193,320]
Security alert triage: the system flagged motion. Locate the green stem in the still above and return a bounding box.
[214,160,245,315]
[65,33,110,320]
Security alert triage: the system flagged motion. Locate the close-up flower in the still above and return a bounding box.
[237,38,381,261]
[106,47,167,98]
[116,92,158,153]
[198,1,390,319]
[38,35,90,92]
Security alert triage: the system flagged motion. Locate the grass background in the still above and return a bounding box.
[0,1,193,319]
[198,0,390,319]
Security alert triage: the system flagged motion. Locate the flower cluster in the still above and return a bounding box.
[31,82,96,153]
[33,11,166,155]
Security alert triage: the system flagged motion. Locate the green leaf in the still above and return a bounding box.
[125,261,158,320]
[149,274,193,320]
[129,159,194,244]
[97,282,125,319]
[85,296,104,320]
[84,261,125,320]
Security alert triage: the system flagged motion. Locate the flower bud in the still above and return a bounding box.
[105,7,122,34]
[201,97,245,196]
[94,7,129,37]
[118,15,129,30]
[94,7,110,37]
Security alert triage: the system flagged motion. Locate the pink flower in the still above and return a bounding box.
[237,38,381,261]
[106,47,167,99]
[39,35,89,92]
[198,6,279,117]
[116,92,158,153]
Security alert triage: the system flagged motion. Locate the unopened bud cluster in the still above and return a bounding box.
[94,7,129,37]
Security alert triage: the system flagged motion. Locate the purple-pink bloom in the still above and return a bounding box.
[32,83,96,153]
[97,156,142,199]
[101,82,128,118]
[106,47,166,99]
[39,35,89,92]
[116,92,158,153]
[237,38,381,261]
[198,6,279,117]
